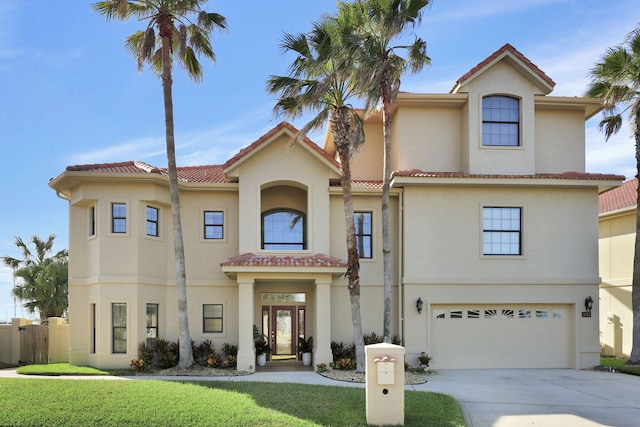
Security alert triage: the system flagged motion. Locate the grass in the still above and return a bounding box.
[16,363,110,376]
[0,378,465,426]
[600,357,640,376]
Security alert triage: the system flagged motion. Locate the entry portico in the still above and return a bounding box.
[221,253,346,371]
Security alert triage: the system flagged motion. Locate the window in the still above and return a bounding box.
[482,95,519,146]
[204,211,224,239]
[203,304,223,333]
[111,203,127,234]
[482,207,522,255]
[262,209,306,250]
[89,205,96,237]
[146,206,159,237]
[146,303,158,345]
[90,303,96,354]
[354,212,372,258]
[112,303,126,353]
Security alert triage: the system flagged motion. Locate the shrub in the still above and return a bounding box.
[331,341,355,362]
[193,339,216,367]
[331,358,354,370]
[152,339,178,369]
[316,363,327,373]
[223,355,237,368]
[363,331,383,345]
[221,343,238,357]
[136,341,155,371]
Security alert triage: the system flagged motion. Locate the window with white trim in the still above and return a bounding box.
[203,304,223,333]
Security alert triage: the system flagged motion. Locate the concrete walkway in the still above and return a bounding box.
[2,367,639,426]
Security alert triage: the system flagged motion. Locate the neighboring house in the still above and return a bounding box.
[49,44,623,371]
[599,178,637,358]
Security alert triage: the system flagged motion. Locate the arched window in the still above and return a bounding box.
[482,95,520,146]
[262,209,306,250]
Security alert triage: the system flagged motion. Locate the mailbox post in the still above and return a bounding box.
[365,343,405,426]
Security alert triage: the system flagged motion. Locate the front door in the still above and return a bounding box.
[261,303,306,361]
[272,306,295,358]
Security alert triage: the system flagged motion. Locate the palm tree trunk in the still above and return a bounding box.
[159,20,193,368]
[332,110,365,372]
[381,83,393,343]
[630,119,640,365]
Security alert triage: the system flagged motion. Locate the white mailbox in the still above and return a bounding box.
[374,355,396,385]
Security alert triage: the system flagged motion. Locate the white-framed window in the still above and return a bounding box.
[482,207,522,256]
[482,95,520,147]
[146,206,159,237]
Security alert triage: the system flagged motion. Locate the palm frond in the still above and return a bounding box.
[599,115,624,141]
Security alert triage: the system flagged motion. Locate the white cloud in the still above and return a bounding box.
[585,120,635,180]
[67,137,167,165]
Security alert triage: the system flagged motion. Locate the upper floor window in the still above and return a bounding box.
[482,95,519,147]
[354,212,372,258]
[204,211,224,240]
[262,209,306,250]
[482,207,522,256]
[89,205,96,237]
[146,206,159,237]
[111,203,127,234]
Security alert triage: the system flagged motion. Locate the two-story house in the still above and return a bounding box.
[49,44,623,371]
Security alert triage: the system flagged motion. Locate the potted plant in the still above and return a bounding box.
[254,326,271,367]
[417,352,432,372]
[297,336,313,366]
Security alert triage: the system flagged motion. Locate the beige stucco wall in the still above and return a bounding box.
[535,109,586,173]
[402,186,600,283]
[599,209,634,358]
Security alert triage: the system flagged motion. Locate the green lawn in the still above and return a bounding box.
[0,378,464,426]
[600,357,640,376]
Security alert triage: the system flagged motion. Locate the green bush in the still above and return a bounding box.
[221,342,238,357]
[192,339,217,367]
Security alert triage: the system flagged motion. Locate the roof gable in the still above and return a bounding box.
[451,44,555,95]
[223,121,340,178]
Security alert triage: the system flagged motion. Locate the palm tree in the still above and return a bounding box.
[586,26,640,365]
[346,0,431,342]
[266,14,367,371]
[92,0,227,368]
[2,235,68,323]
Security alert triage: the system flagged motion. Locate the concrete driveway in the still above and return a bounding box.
[418,369,640,427]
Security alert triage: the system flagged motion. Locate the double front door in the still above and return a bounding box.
[262,305,306,360]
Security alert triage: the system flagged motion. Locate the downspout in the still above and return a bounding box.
[55,190,70,201]
[397,188,404,343]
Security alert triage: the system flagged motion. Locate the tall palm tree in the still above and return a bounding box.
[92,0,227,368]
[2,235,68,323]
[266,14,367,371]
[346,0,431,341]
[586,26,640,364]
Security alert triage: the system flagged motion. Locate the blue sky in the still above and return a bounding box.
[1,0,638,319]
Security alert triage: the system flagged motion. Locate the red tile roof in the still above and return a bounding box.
[220,253,347,268]
[66,161,230,183]
[599,178,637,214]
[393,170,625,181]
[451,44,555,93]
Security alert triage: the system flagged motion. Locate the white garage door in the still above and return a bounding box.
[431,305,572,369]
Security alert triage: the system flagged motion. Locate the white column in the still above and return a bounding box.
[314,278,332,370]
[236,278,255,372]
